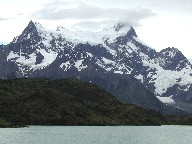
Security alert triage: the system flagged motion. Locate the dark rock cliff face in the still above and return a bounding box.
[1,21,192,114]
[157,47,190,71]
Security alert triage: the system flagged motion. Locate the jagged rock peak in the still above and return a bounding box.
[27,20,44,30]
[22,20,38,34]
[127,26,137,37]
[159,47,184,58]
[28,20,35,27]
[113,23,137,36]
[12,20,44,43]
[160,47,179,53]
[157,47,189,71]
[56,26,68,31]
[114,23,126,31]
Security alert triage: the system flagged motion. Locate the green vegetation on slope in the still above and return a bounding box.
[0,78,191,127]
[0,78,166,127]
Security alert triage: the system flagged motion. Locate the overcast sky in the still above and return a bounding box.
[0,0,192,58]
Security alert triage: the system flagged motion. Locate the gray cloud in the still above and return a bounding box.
[0,17,9,21]
[17,13,24,16]
[32,1,156,27]
[42,0,83,7]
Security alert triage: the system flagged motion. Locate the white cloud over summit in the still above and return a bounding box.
[32,1,156,27]
[0,0,192,58]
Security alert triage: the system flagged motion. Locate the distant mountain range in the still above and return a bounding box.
[1,20,192,114]
[0,42,7,45]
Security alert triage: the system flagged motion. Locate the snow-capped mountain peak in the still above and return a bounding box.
[3,20,192,113]
[18,21,134,47]
[157,47,190,71]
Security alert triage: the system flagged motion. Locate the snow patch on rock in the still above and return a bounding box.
[74,60,87,71]
[156,96,175,104]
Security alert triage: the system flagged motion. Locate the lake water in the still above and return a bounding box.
[0,125,192,144]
